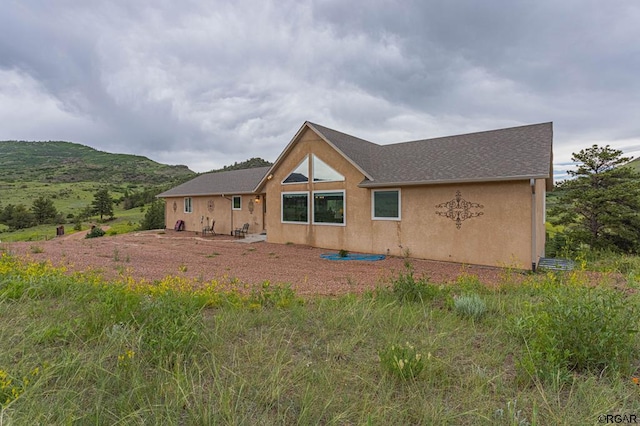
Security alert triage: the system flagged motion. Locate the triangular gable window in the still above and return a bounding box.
[313,155,344,182]
[283,156,309,184]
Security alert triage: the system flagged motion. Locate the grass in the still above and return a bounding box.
[0,204,145,242]
[1,254,640,424]
[0,179,153,242]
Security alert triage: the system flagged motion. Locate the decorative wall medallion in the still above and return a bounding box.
[172,201,177,212]
[208,199,214,212]
[435,191,484,229]
[248,200,255,214]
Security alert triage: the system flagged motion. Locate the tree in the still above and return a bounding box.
[551,145,640,252]
[31,196,58,225]
[91,188,114,221]
[140,200,165,230]
[5,204,35,230]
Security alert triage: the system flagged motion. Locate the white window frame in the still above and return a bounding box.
[282,155,310,185]
[281,191,309,224]
[371,189,401,221]
[232,195,242,210]
[184,197,193,213]
[312,154,345,183]
[312,190,346,226]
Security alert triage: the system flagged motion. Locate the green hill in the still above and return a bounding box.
[0,140,195,184]
[623,157,640,173]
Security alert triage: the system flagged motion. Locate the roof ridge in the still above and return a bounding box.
[383,122,553,147]
[305,121,381,147]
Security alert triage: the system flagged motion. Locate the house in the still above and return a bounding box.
[157,166,269,236]
[159,121,553,270]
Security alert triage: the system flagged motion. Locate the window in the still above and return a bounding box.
[283,156,309,184]
[372,190,400,220]
[232,196,241,210]
[313,155,344,182]
[282,192,308,223]
[184,197,193,213]
[313,191,345,225]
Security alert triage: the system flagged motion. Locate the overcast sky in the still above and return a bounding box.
[1,1,639,180]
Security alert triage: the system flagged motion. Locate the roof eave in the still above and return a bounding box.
[254,121,375,192]
[305,123,375,181]
[358,174,551,188]
[157,190,259,198]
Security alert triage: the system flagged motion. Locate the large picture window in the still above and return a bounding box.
[372,189,400,220]
[313,191,345,225]
[282,192,309,223]
[184,197,193,213]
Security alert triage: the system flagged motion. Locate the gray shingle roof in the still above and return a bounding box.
[306,122,379,179]
[308,122,553,187]
[157,166,270,197]
[162,122,553,198]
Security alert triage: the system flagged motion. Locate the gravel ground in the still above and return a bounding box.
[5,229,516,296]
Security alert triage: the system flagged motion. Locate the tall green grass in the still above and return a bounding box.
[1,254,640,424]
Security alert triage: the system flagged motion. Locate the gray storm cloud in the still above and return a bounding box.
[1,0,639,173]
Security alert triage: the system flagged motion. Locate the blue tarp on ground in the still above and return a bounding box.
[321,253,386,261]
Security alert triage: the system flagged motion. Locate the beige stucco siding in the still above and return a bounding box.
[264,127,364,247]
[264,127,545,269]
[395,181,533,268]
[164,194,264,235]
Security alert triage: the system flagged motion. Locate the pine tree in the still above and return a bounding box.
[91,188,114,221]
[140,200,165,230]
[552,145,640,252]
[31,196,58,225]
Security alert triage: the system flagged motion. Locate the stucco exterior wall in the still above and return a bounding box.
[264,127,546,269]
[164,194,264,235]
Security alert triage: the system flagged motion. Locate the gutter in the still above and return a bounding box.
[358,174,549,188]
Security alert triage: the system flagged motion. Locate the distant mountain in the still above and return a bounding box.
[208,157,272,173]
[0,140,195,184]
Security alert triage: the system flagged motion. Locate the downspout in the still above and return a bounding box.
[530,179,537,272]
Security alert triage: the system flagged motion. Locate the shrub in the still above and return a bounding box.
[140,200,165,230]
[513,283,638,382]
[453,293,487,320]
[85,226,106,239]
[379,342,428,380]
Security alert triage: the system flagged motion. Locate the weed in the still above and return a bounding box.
[113,248,120,262]
[248,281,303,309]
[379,342,428,380]
[453,293,487,321]
[178,264,188,273]
[29,245,44,254]
[493,399,532,426]
[388,261,439,303]
[513,282,638,383]
[338,249,349,258]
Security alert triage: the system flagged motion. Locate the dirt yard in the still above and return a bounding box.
[4,229,513,296]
